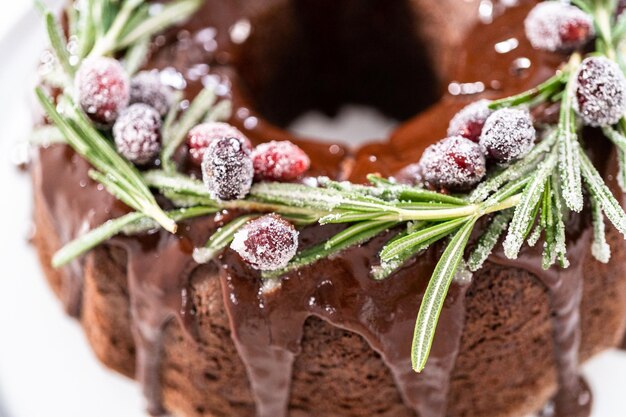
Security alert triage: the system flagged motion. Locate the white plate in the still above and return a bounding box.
[0,4,625,417]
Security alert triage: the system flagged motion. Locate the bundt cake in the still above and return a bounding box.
[29,1,626,417]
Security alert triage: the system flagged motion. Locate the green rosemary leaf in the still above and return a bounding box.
[551,175,569,268]
[469,132,556,203]
[613,9,626,42]
[116,0,203,50]
[324,221,398,250]
[53,212,144,268]
[467,210,514,272]
[30,126,66,146]
[379,217,468,262]
[602,125,626,192]
[590,193,611,263]
[41,4,75,78]
[123,35,150,75]
[163,91,184,134]
[204,99,233,123]
[488,72,566,110]
[193,214,259,264]
[88,169,144,210]
[264,221,396,279]
[52,206,216,268]
[503,150,558,259]
[91,0,144,57]
[527,219,543,247]
[77,0,97,58]
[557,53,584,212]
[412,217,477,372]
[365,175,467,205]
[319,212,386,224]
[161,87,217,172]
[579,147,626,236]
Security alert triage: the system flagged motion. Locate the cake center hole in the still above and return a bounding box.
[233,0,441,145]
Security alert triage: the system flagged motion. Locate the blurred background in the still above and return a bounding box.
[0,2,625,417]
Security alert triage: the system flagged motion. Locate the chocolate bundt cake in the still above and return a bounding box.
[30,1,626,417]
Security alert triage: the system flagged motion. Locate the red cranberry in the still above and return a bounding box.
[113,104,162,164]
[447,99,493,143]
[418,136,486,191]
[524,2,594,52]
[187,122,251,166]
[75,57,130,126]
[252,141,311,181]
[574,57,626,127]
[129,71,173,117]
[230,214,299,271]
[479,108,535,163]
[202,136,253,201]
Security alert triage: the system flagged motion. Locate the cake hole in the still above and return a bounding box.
[234,0,441,145]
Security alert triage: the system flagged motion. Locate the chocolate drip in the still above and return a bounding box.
[220,230,469,417]
[490,228,592,417]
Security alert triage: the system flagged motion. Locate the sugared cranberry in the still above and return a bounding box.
[187,122,251,166]
[231,214,299,271]
[202,136,254,201]
[252,140,311,181]
[574,56,626,127]
[129,71,173,117]
[479,108,535,163]
[113,104,162,164]
[75,57,130,126]
[418,136,486,191]
[524,2,594,52]
[447,99,493,142]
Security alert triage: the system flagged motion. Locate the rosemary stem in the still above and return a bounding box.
[483,194,522,215]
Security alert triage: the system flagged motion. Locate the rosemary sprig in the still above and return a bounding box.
[36,88,177,233]
[412,217,477,372]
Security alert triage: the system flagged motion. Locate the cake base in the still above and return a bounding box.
[32,148,626,417]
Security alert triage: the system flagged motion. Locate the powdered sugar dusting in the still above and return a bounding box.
[574,57,626,127]
[480,108,536,163]
[202,136,254,201]
[447,99,493,142]
[188,122,251,165]
[524,2,594,52]
[231,215,299,271]
[130,70,174,116]
[252,140,311,181]
[113,103,162,164]
[418,136,486,191]
[75,57,130,126]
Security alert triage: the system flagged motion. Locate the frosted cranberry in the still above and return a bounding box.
[479,109,535,163]
[129,71,173,117]
[187,122,251,166]
[231,214,299,271]
[113,104,162,164]
[574,57,626,127]
[202,136,253,201]
[75,57,130,126]
[252,141,311,181]
[524,2,594,52]
[447,99,493,142]
[418,136,486,191]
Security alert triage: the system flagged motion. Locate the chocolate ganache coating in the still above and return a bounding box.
[31,1,626,417]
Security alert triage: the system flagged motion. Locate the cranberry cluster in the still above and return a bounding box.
[75,57,173,164]
[412,102,536,192]
[191,124,310,200]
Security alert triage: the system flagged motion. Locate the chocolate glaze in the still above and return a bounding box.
[31,0,624,416]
